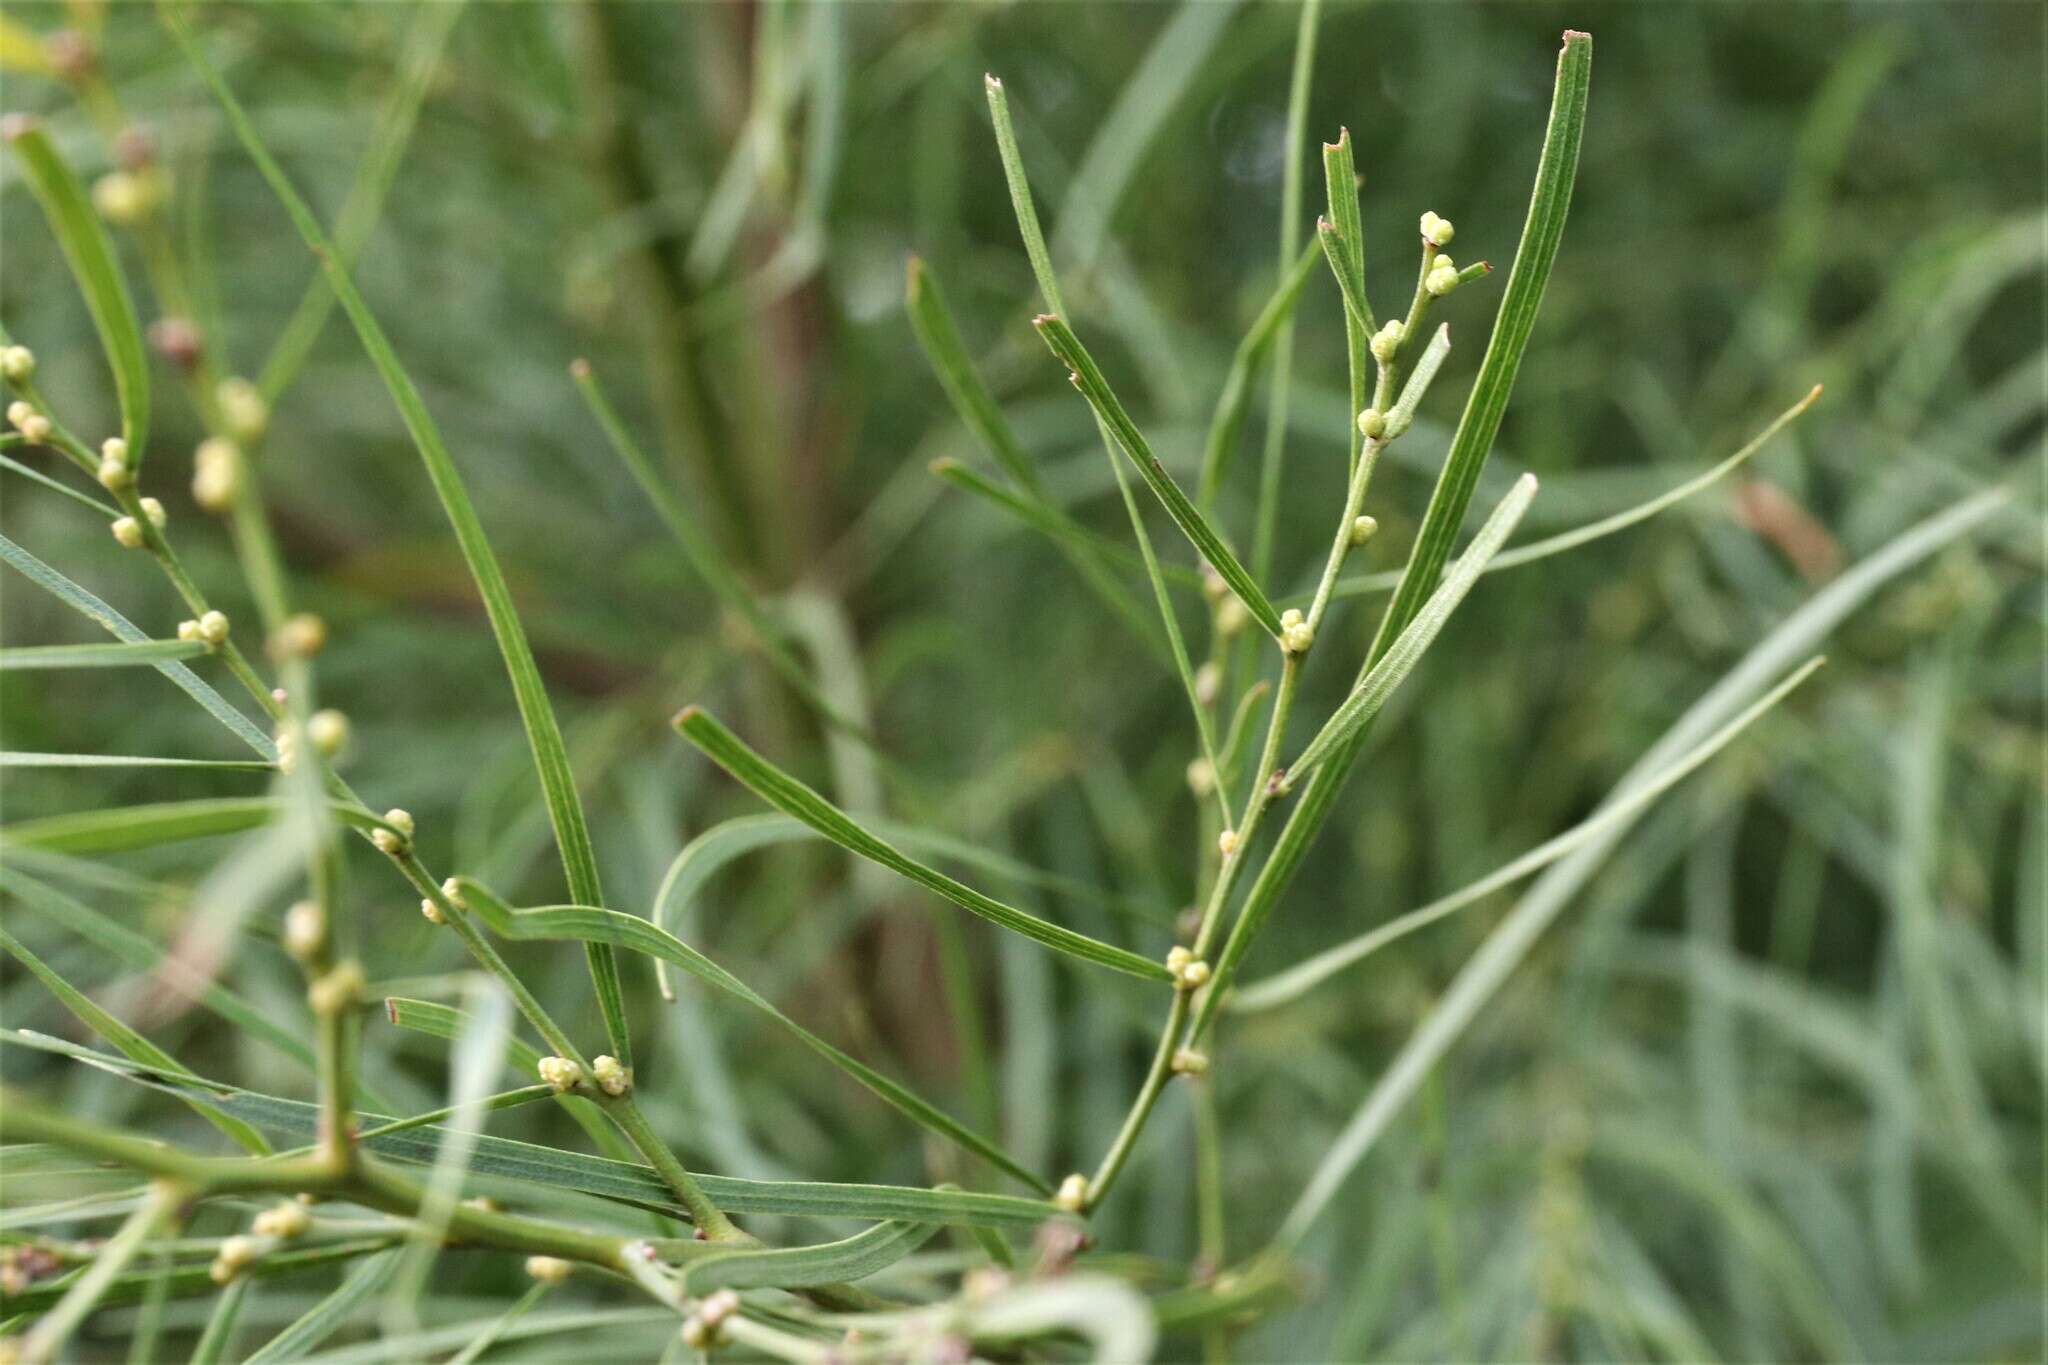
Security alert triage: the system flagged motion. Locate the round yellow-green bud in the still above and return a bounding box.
[1356,407,1386,440]
[524,1255,573,1285]
[1419,211,1454,247]
[209,1234,258,1284]
[1054,1173,1088,1213]
[197,610,230,646]
[1216,828,1238,858]
[1425,263,1460,298]
[1351,514,1379,546]
[591,1054,631,1097]
[282,900,324,960]
[1215,597,1248,637]
[308,960,364,1015]
[272,612,327,660]
[303,709,346,759]
[1186,757,1214,798]
[0,345,34,381]
[110,516,145,549]
[192,437,242,512]
[1177,957,1212,990]
[216,376,268,442]
[1193,660,1222,706]
[252,1201,310,1239]
[1279,607,1314,655]
[6,401,33,430]
[419,896,446,925]
[538,1057,584,1093]
[97,457,131,491]
[1172,1047,1209,1076]
[16,412,50,444]
[1370,319,1404,363]
[140,496,166,529]
[91,170,155,225]
[177,618,202,642]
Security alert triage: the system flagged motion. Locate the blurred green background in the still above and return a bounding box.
[1,2,2041,1359]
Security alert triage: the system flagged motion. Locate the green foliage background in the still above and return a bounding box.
[1,2,2040,1359]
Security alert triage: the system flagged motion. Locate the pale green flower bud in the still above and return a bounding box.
[1356,408,1386,440]
[0,345,34,381]
[110,516,145,549]
[1419,211,1454,246]
[1351,514,1379,546]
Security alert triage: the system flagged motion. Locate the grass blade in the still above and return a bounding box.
[243,1249,402,1364]
[1284,474,1538,784]
[672,707,1169,981]
[0,451,120,515]
[188,1277,249,1365]
[1320,131,1374,335]
[170,13,631,1067]
[1,797,396,855]
[1034,315,1284,639]
[16,1186,175,1365]
[906,255,1040,492]
[1232,656,1826,1012]
[4,120,150,458]
[0,639,209,670]
[1324,385,1822,601]
[0,752,271,770]
[385,998,546,1078]
[682,1218,939,1293]
[0,533,275,757]
[444,1282,550,1365]
[1273,486,2010,1248]
[570,358,862,739]
[450,878,1055,1192]
[0,927,269,1153]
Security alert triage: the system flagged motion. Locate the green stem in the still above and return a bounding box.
[600,1093,742,1244]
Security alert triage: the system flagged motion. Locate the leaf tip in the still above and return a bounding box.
[384,998,399,1025]
[928,456,960,476]
[984,73,1002,91]
[671,704,703,732]
[1,113,37,144]
[567,357,591,380]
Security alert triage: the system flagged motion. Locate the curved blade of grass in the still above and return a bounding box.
[243,1249,402,1365]
[450,878,1052,1192]
[171,13,630,1067]
[1284,474,1537,784]
[1326,385,1823,601]
[0,533,274,757]
[1034,315,1284,640]
[256,0,467,401]
[1196,236,1323,509]
[672,708,1168,982]
[0,929,269,1153]
[649,811,1167,999]
[907,255,1039,493]
[929,456,1176,661]
[0,639,209,670]
[682,1218,938,1294]
[384,997,546,1078]
[0,452,121,516]
[570,358,863,741]
[1189,31,1595,1044]
[4,120,149,457]
[1274,486,2010,1249]
[1233,656,1825,1012]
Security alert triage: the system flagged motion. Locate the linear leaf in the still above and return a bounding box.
[1320,131,1373,334]
[682,1219,938,1294]
[244,1249,402,1364]
[1285,474,1538,783]
[5,120,150,457]
[0,930,269,1153]
[6,1027,1059,1229]
[0,752,272,770]
[0,639,210,670]
[1196,237,1322,508]
[672,708,1169,981]
[384,998,546,1078]
[0,533,275,757]
[906,255,1039,492]
[450,879,1054,1192]
[0,451,120,514]
[1189,31,1595,1044]
[444,1283,550,1365]
[1232,657,1825,1012]
[1034,315,1284,640]
[171,15,630,1067]
[0,796,396,855]
[570,359,860,739]
[1326,384,1823,601]
[1274,487,2010,1247]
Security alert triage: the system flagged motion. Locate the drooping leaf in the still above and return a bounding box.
[672,708,1169,982]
